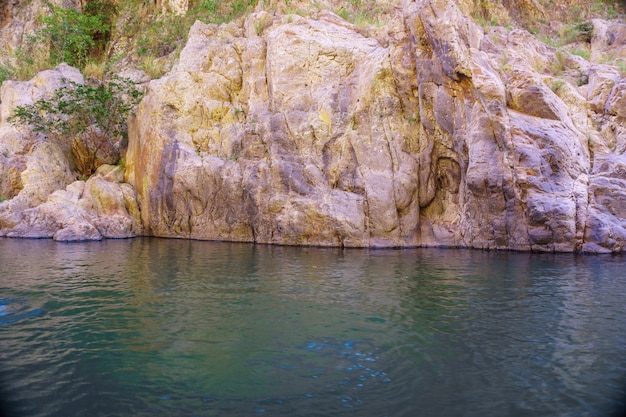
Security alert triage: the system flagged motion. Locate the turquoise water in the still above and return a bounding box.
[0,237,625,417]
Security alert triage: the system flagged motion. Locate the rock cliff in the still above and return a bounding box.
[1,0,626,252]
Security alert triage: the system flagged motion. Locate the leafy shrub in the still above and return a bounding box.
[197,0,218,14]
[83,0,118,55]
[12,41,51,81]
[133,0,257,59]
[9,76,143,176]
[29,4,111,69]
[189,0,257,23]
[0,64,14,87]
[136,14,187,57]
[575,21,594,43]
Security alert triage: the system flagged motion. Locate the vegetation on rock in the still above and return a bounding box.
[0,0,624,84]
[34,4,110,68]
[9,76,143,177]
[0,1,115,82]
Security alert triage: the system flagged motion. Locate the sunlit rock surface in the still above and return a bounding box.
[0,164,142,241]
[123,0,625,251]
[1,0,625,251]
[0,66,142,241]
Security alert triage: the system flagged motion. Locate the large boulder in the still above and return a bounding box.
[1,165,142,241]
[0,66,83,226]
[584,154,626,253]
[126,12,421,247]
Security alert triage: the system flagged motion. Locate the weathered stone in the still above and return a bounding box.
[507,71,570,121]
[0,63,84,123]
[2,0,626,251]
[584,154,626,253]
[0,65,142,241]
[591,19,626,62]
[126,15,422,247]
[158,0,188,15]
[117,0,626,251]
[1,165,142,241]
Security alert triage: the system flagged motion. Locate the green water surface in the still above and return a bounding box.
[0,238,625,417]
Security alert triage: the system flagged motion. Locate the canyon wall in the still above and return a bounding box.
[1,0,626,251]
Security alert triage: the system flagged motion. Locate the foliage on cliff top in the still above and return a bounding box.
[120,0,258,61]
[0,0,116,82]
[472,0,624,30]
[36,4,109,68]
[0,0,625,86]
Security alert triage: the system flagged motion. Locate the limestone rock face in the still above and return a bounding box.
[126,14,410,246]
[0,65,83,217]
[591,20,626,62]
[0,63,84,123]
[1,0,625,251]
[124,0,626,252]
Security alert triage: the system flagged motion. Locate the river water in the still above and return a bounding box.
[0,237,625,417]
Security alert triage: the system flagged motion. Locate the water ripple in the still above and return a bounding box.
[1,240,625,417]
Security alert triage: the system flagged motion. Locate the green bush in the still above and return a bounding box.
[136,15,187,57]
[9,76,143,176]
[571,48,591,60]
[189,0,257,23]
[0,64,14,87]
[84,0,118,56]
[575,21,594,43]
[134,0,257,59]
[31,4,110,69]
[198,0,219,14]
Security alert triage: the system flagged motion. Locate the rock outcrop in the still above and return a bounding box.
[0,164,142,241]
[1,0,625,252]
[0,65,142,241]
[123,0,626,252]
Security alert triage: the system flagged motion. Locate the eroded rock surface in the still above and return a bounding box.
[123,0,626,251]
[1,0,625,251]
[0,163,142,241]
[0,65,142,240]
